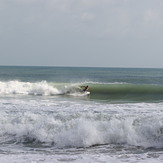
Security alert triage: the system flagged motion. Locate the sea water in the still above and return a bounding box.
[0,66,163,163]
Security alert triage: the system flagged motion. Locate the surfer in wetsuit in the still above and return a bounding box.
[81,85,89,92]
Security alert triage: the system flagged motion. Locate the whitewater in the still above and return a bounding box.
[0,66,163,163]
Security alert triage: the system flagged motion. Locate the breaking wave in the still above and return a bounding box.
[0,111,163,149]
[1,80,163,101]
[0,80,60,95]
[0,80,85,96]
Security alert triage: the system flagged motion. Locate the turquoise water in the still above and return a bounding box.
[0,66,163,163]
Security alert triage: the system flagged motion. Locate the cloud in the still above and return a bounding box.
[1,0,163,40]
[1,0,163,67]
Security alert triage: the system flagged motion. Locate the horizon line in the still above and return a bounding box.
[0,64,163,69]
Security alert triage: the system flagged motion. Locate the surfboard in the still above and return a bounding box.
[84,91,90,95]
[67,91,90,97]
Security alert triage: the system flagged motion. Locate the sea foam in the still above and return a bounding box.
[0,110,163,149]
[0,81,60,95]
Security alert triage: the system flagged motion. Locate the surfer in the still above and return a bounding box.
[81,85,89,92]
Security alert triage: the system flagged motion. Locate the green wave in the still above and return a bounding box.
[89,83,163,94]
[87,83,163,101]
[49,82,163,101]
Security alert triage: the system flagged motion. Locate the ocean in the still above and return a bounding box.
[0,66,163,163]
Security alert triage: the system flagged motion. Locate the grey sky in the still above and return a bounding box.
[0,0,163,68]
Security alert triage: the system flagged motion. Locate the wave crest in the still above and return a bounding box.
[0,81,64,96]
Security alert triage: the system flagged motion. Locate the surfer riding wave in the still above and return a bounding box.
[65,85,89,96]
[80,85,89,92]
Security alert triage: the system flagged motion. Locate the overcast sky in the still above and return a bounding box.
[0,0,163,68]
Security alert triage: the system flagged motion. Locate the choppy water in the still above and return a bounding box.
[0,66,163,163]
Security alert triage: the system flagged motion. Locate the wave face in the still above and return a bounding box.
[89,83,163,101]
[90,83,163,94]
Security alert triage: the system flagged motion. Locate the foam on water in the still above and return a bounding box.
[1,67,163,162]
[0,100,163,149]
[1,153,162,163]
[0,80,163,162]
[0,81,61,95]
[0,81,90,97]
